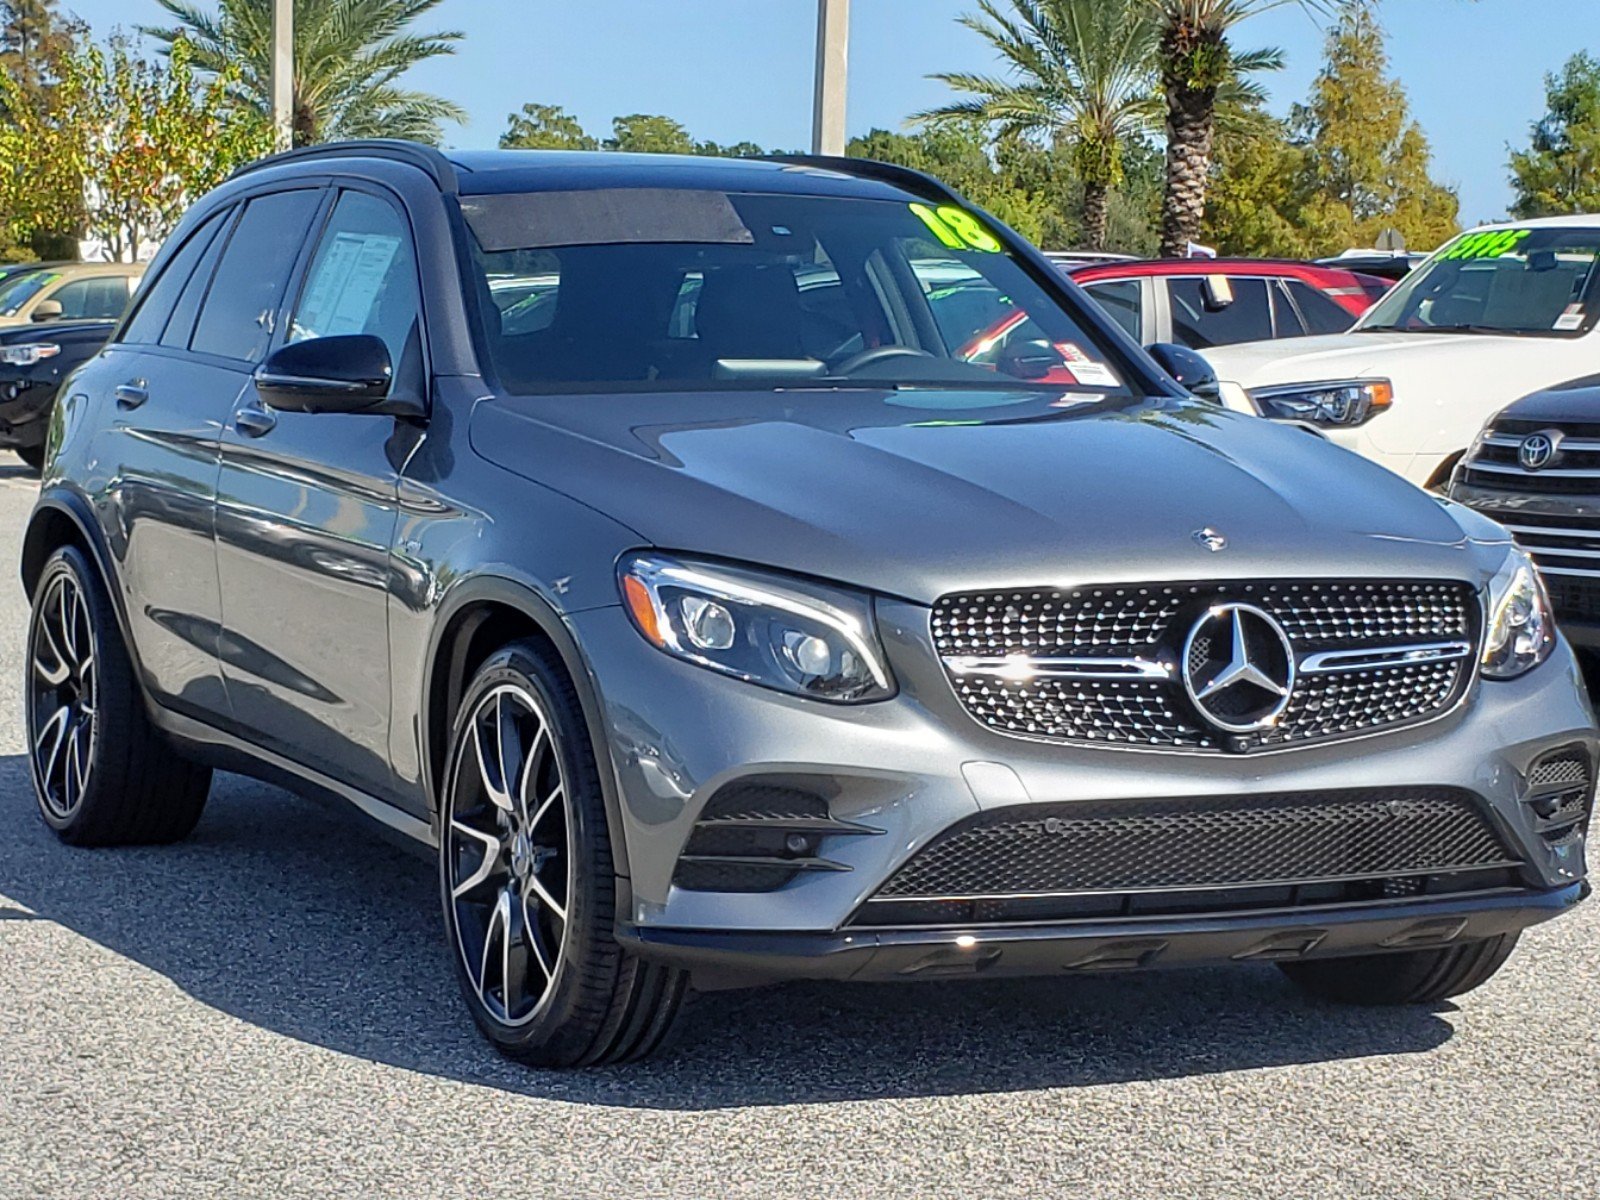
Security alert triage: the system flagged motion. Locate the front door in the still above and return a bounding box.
[214,186,426,805]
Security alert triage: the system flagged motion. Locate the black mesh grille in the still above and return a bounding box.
[1545,575,1600,622]
[672,784,880,893]
[933,580,1478,752]
[1530,752,1589,788]
[872,789,1516,900]
[1525,747,1594,844]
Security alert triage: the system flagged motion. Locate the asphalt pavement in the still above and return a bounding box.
[0,458,1596,1199]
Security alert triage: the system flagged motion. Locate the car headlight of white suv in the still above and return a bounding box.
[1249,378,1394,427]
[1482,548,1556,679]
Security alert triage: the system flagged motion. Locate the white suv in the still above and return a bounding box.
[1203,216,1600,488]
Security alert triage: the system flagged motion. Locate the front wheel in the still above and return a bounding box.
[439,641,690,1066]
[1279,934,1519,1005]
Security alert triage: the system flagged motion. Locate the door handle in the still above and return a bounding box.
[114,381,148,409]
[234,403,277,438]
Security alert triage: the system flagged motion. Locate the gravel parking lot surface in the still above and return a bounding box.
[0,462,1596,1199]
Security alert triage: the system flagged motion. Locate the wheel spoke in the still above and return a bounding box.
[499,886,532,1017]
[525,871,567,923]
[33,611,70,686]
[67,717,90,804]
[35,705,69,787]
[526,784,563,836]
[521,891,555,982]
[477,887,509,1003]
[470,716,512,812]
[57,582,77,667]
[449,819,502,899]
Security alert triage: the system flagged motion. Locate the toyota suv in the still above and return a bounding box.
[21,142,1594,1067]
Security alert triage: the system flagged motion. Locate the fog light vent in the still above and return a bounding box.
[672,784,881,893]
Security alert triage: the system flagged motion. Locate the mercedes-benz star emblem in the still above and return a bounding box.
[1192,527,1227,552]
[1518,430,1559,471]
[1181,603,1296,734]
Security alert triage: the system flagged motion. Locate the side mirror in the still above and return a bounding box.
[255,334,393,414]
[30,299,63,323]
[1148,341,1221,402]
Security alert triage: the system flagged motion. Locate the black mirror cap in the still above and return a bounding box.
[1148,341,1221,402]
[256,334,394,414]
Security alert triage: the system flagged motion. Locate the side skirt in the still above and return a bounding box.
[149,705,437,856]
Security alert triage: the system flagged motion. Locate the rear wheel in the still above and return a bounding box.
[26,545,211,845]
[439,641,690,1066]
[1279,934,1519,1005]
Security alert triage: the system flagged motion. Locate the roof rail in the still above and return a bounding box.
[761,154,968,207]
[229,139,460,193]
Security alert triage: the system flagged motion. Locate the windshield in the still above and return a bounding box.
[461,189,1134,394]
[0,270,56,317]
[1359,226,1600,337]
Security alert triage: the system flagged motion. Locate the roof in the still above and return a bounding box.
[1469,213,1600,231]
[234,140,953,205]
[1067,257,1367,280]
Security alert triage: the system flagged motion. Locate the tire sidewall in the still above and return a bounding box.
[437,643,615,1061]
[26,546,105,833]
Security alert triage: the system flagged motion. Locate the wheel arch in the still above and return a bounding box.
[21,490,138,671]
[422,575,633,890]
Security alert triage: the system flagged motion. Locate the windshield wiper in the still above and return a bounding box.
[1359,323,1529,336]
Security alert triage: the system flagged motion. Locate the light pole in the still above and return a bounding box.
[811,0,849,156]
[271,0,293,152]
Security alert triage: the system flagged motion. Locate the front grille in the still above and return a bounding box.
[851,788,1520,925]
[1459,421,1600,496]
[933,580,1477,752]
[1463,510,1600,621]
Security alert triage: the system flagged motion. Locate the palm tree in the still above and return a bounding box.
[914,0,1161,250]
[146,0,465,147]
[1144,0,1325,256]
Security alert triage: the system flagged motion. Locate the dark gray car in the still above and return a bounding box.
[21,142,1595,1067]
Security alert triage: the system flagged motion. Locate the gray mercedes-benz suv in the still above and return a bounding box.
[21,142,1595,1066]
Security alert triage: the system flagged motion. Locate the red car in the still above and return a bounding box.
[1065,258,1391,349]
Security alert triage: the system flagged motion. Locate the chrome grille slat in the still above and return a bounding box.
[933,580,1478,753]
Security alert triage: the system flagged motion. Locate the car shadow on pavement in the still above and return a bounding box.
[0,755,1456,1109]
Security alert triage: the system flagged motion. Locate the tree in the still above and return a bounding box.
[1143,0,1318,257]
[914,0,1161,250]
[604,113,696,155]
[0,0,82,107]
[0,37,274,260]
[145,0,464,147]
[1290,0,1457,252]
[499,102,597,150]
[1510,51,1600,218]
[1203,109,1312,256]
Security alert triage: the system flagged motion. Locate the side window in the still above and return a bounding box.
[163,212,236,349]
[121,209,230,345]
[191,189,323,362]
[1286,279,1358,335]
[1083,279,1142,341]
[288,190,420,367]
[1168,276,1274,348]
[50,276,132,320]
[1271,282,1308,337]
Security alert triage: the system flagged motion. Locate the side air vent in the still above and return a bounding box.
[672,784,882,893]
[1525,747,1594,846]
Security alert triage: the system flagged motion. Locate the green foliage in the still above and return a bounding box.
[1510,52,1600,218]
[0,36,274,260]
[0,0,85,257]
[1206,2,1458,257]
[144,0,465,146]
[499,102,597,151]
[605,113,696,155]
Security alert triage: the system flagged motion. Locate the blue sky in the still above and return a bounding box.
[63,0,1590,227]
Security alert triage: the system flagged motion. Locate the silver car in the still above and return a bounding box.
[24,142,1594,1067]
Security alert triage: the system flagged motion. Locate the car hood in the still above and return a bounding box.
[1201,329,1551,389]
[471,388,1496,603]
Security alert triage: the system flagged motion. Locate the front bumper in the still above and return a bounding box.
[571,596,1596,968]
[621,881,1587,986]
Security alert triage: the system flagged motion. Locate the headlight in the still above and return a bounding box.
[618,553,895,703]
[1482,549,1556,679]
[1250,378,1393,427]
[0,342,59,367]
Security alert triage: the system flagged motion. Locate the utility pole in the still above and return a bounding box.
[811,0,849,156]
[271,0,293,152]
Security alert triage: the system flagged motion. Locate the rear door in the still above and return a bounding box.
[213,184,425,804]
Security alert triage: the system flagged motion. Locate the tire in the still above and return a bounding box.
[15,442,45,472]
[26,545,212,846]
[1279,934,1520,1006]
[438,640,690,1067]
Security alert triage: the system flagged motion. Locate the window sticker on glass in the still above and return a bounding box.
[1438,229,1532,261]
[1057,341,1120,388]
[1555,304,1586,331]
[294,232,401,339]
[908,203,1003,253]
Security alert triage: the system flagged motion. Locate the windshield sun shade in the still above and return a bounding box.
[462,189,756,253]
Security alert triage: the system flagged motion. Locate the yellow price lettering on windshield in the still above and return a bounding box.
[909,203,1003,253]
[1440,228,1531,261]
